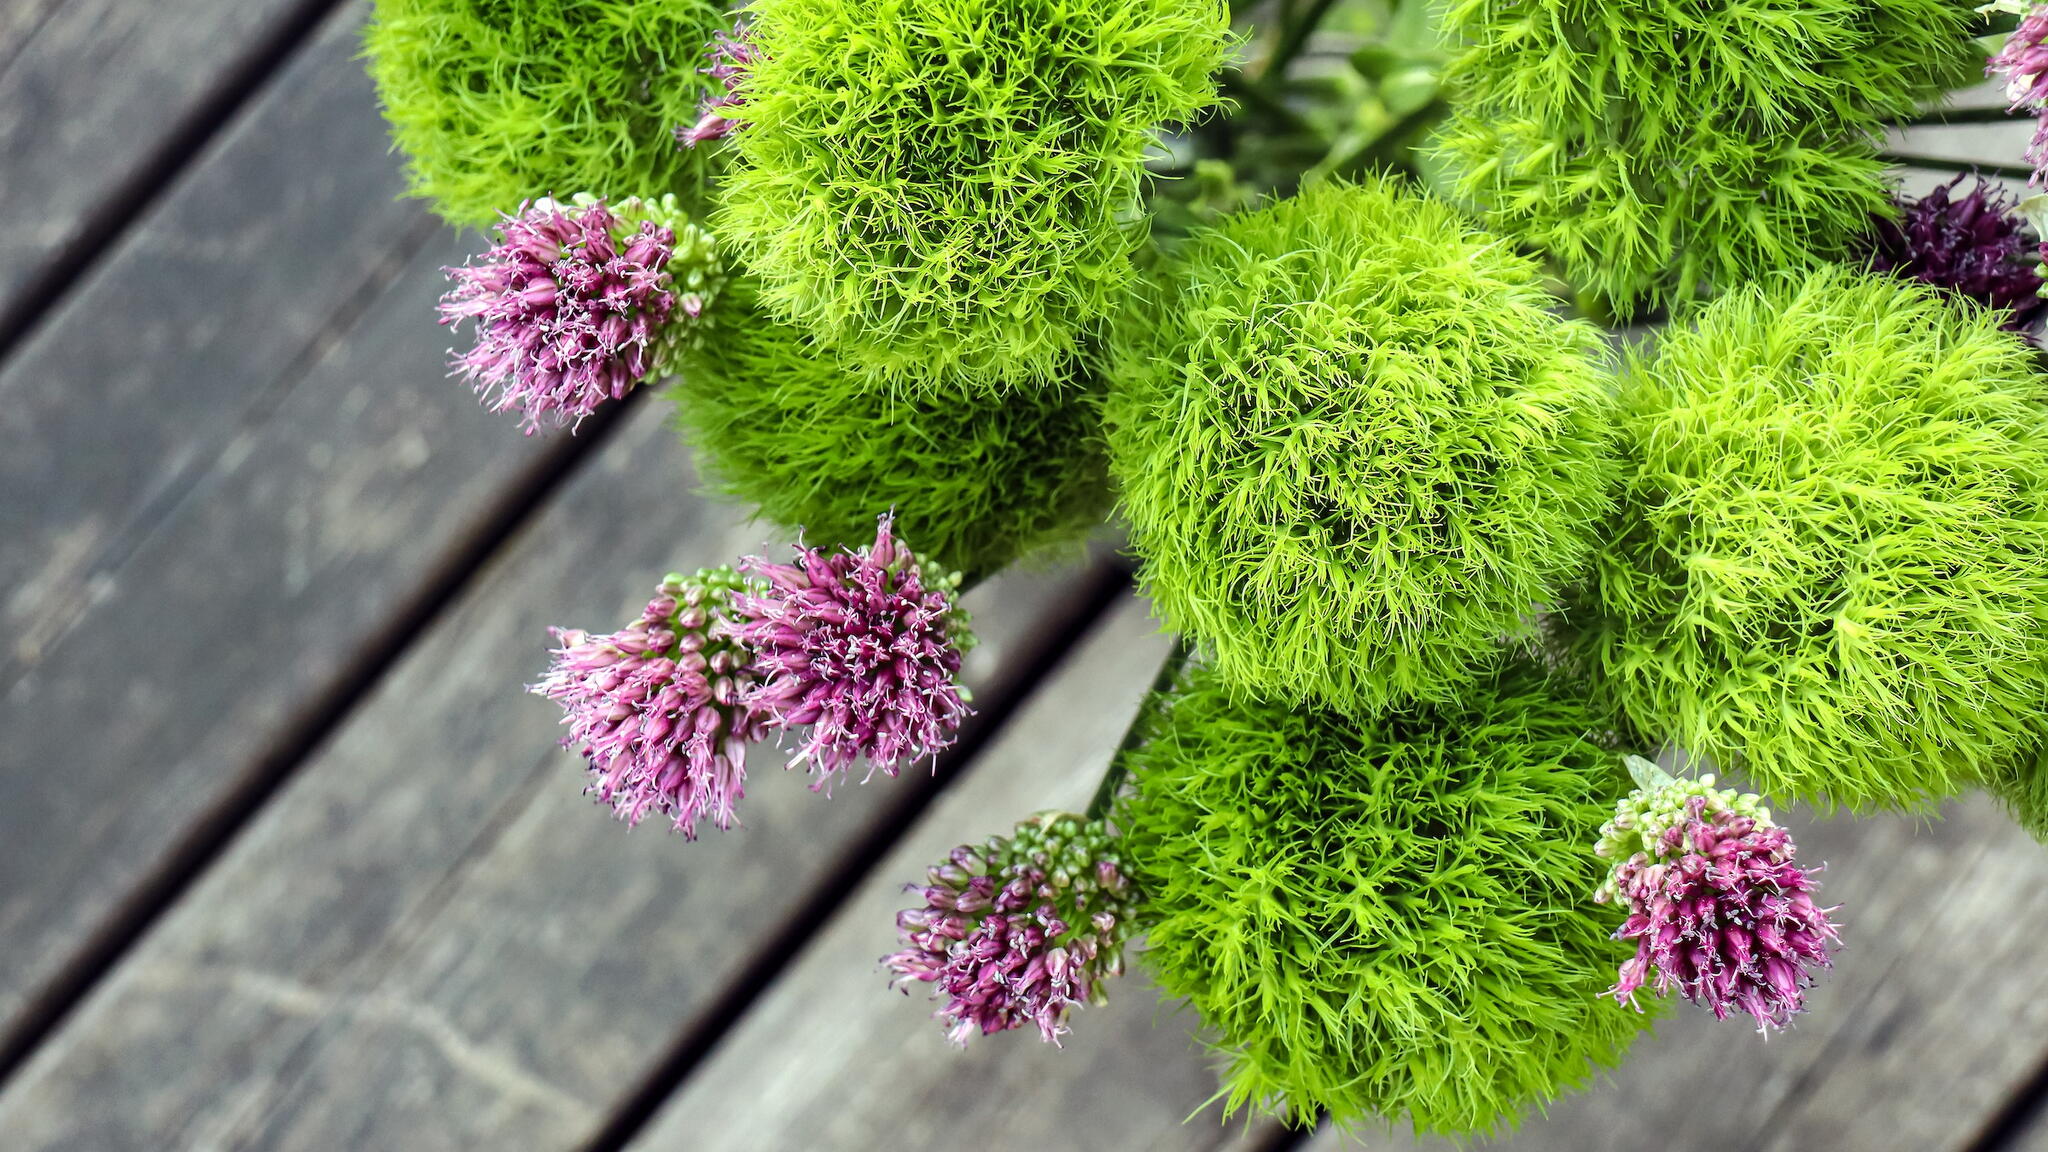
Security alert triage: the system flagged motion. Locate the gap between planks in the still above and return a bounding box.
[0,0,599,1089]
[615,596,1286,1152]
[0,391,636,1089]
[578,562,1134,1152]
[0,0,349,366]
[0,388,1132,1150]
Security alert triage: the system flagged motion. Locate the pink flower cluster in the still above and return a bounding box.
[885,815,1137,1046]
[440,198,677,433]
[1596,759,1841,1034]
[1991,7,2048,184]
[730,516,972,790]
[676,20,757,147]
[533,569,765,837]
[535,518,974,835]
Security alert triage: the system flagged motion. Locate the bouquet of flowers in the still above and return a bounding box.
[365,0,2048,1138]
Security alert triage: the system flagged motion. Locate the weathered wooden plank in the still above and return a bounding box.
[0,0,64,71]
[626,599,1278,1152]
[0,380,1114,1150]
[1887,119,2036,170]
[0,1,571,1048]
[0,2,418,656]
[1894,166,2030,200]
[1294,797,2048,1151]
[0,0,325,331]
[0,227,560,1041]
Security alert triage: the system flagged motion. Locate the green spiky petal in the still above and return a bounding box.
[714,0,1231,390]
[1105,179,1619,715]
[366,0,726,228]
[1119,660,1652,1137]
[1574,265,2048,812]
[1440,0,1981,316]
[1991,745,2048,842]
[671,297,1111,580]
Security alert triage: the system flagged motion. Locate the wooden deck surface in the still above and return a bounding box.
[3,3,2047,1149]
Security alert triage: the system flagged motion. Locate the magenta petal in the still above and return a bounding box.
[438,198,678,433]
[532,570,767,838]
[729,515,970,790]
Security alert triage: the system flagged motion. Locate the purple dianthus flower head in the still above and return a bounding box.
[533,568,767,837]
[439,194,681,433]
[729,515,974,789]
[1990,6,2048,183]
[884,813,1140,1046]
[676,19,757,148]
[1865,177,2046,331]
[1594,757,1842,1034]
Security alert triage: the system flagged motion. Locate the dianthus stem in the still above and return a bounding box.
[1218,69,1318,140]
[1262,0,1345,83]
[1084,635,1194,822]
[1339,94,1450,181]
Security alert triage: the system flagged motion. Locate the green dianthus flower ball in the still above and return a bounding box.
[714,0,1231,390]
[366,0,726,228]
[1439,0,1980,317]
[1443,118,1895,318]
[1119,660,1650,1137]
[1574,266,2048,812]
[1992,747,2048,843]
[1104,179,1618,715]
[671,298,1111,579]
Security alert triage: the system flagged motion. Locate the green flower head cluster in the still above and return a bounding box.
[1118,660,1651,1137]
[1573,266,2048,812]
[1439,0,1981,316]
[1105,179,1618,715]
[1992,744,2048,842]
[1592,756,1776,901]
[366,0,727,227]
[671,290,1111,580]
[715,0,1231,390]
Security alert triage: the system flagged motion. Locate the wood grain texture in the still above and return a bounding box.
[0,2,418,659]
[0,0,325,324]
[0,2,569,1044]
[1886,119,2036,168]
[1298,798,2048,1152]
[0,387,1113,1151]
[627,599,1278,1152]
[0,0,65,74]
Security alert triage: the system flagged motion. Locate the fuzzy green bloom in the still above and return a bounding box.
[1119,660,1651,1137]
[366,0,727,228]
[1440,0,1981,317]
[714,0,1231,389]
[1992,746,2048,842]
[671,296,1111,580]
[1573,266,2048,812]
[1105,180,1618,715]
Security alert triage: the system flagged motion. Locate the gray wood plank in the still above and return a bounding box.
[0,0,64,74]
[0,1,568,1045]
[0,389,1112,1151]
[1,1,418,658]
[0,0,322,329]
[1887,119,2036,170]
[1297,798,2048,1151]
[626,599,1278,1152]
